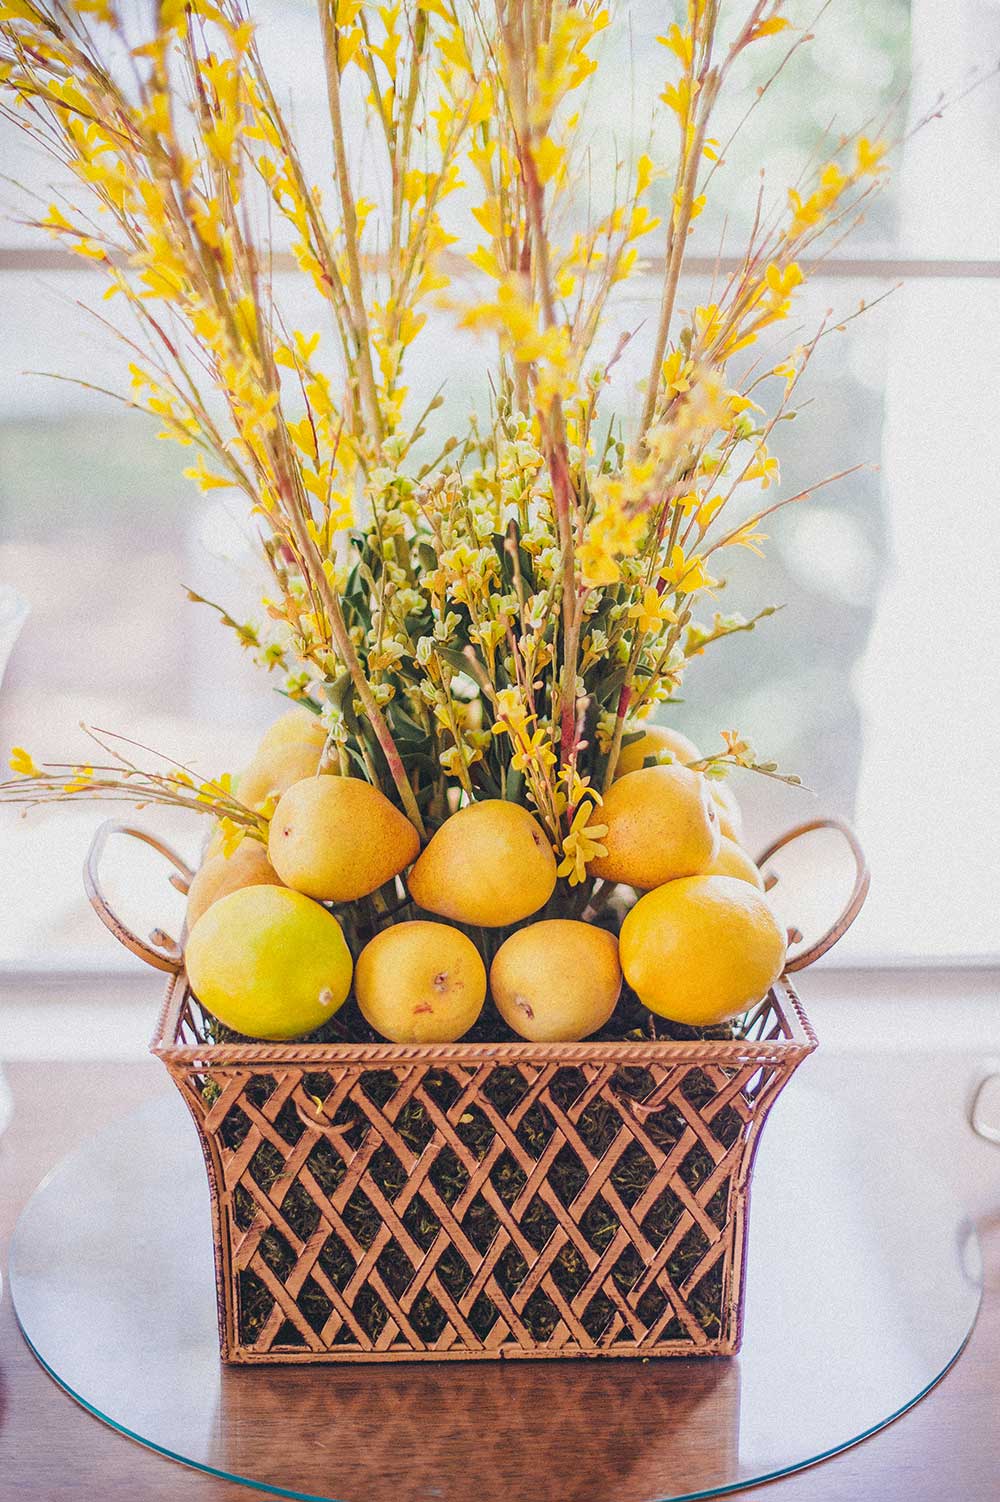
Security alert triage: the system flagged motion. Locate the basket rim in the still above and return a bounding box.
[150,969,817,1067]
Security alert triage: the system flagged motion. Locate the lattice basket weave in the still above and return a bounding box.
[88,818,867,1364]
[153,975,815,1362]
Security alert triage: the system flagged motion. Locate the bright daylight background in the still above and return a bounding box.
[0,0,998,975]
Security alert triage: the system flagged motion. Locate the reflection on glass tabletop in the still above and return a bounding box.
[8,1067,981,1502]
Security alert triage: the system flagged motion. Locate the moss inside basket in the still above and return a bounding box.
[199,985,746,1348]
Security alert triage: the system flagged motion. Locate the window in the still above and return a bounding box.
[1,0,997,968]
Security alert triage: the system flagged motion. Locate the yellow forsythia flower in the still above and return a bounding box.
[660,546,719,596]
[629,587,678,636]
[557,801,609,887]
[9,746,41,777]
[855,136,889,176]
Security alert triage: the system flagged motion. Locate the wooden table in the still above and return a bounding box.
[1,1058,997,1502]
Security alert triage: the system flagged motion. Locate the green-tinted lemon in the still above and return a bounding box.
[185,885,352,1040]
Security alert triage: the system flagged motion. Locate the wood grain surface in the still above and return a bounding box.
[0,1058,997,1502]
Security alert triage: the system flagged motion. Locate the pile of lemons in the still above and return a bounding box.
[184,710,787,1045]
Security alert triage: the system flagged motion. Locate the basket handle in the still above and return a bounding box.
[84,820,194,974]
[755,817,870,972]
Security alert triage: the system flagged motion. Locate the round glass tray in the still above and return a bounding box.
[9,1077,981,1502]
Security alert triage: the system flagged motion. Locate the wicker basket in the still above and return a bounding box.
[86,818,868,1364]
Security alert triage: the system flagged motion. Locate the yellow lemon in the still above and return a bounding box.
[268,775,419,902]
[356,921,486,1043]
[185,885,352,1040]
[185,838,283,930]
[238,741,330,813]
[235,707,330,812]
[619,875,786,1027]
[408,799,557,927]
[256,705,327,761]
[705,835,764,891]
[708,778,743,843]
[615,723,701,778]
[204,821,228,861]
[490,920,622,1042]
[589,764,720,889]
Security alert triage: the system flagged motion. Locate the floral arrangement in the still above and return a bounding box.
[0,0,888,1046]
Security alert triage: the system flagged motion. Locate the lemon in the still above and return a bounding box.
[408,799,557,927]
[356,921,486,1043]
[490,920,622,1041]
[615,723,701,778]
[185,838,283,930]
[204,821,228,861]
[237,707,330,811]
[185,885,353,1040]
[708,778,743,843]
[619,875,786,1027]
[238,742,329,813]
[268,775,419,902]
[256,705,327,761]
[590,764,720,889]
[705,835,764,891]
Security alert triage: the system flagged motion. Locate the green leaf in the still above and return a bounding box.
[328,670,355,713]
[435,644,476,678]
[505,764,524,801]
[343,744,369,776]
[388,706,430,746]
[597,666,627,706]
